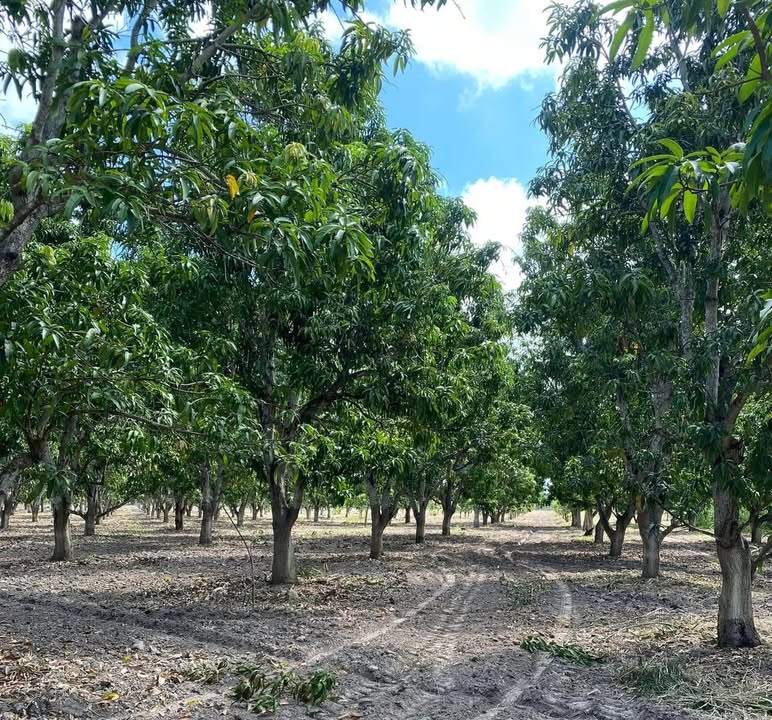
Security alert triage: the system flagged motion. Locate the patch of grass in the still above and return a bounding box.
[621,656,772,717]
[503,575,549,608]
[183,658,230,684]
[620,657,686,695]
[520,635,603,665]
[232,663,336,715]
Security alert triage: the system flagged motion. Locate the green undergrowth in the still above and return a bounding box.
[232,663,336,715]
[520,635,603,665]
[184,658,336,715]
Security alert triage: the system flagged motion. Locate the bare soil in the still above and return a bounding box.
[2,508,772,720]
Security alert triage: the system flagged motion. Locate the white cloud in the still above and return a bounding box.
[462,176,542,291]
[378,0,568,91]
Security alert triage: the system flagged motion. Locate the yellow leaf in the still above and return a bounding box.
[225,174,239,200]
[100,691,120,702]
[247,207,257,223]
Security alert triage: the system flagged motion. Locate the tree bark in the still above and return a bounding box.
[482,512,488,526]
[638,503,663,578]
[84,483,99,537]
[268,461,304,585]
[571,506,582,529]
[414,506,427,543]
[404,506,411,523]
[751,511,765,545]
[236,498,247,528]
[0,493,13,529]
[583,508,594,534]
[370,515,386,559]
[441,479,456,537]
[174,495,185,531]
[51,493,72,561]
[313,503,320,523]
[597,500,635,559]
[272,520,296,584]
[30,497,40,523]
[473,508,480,528]
[199,460,222,546]
[594,520,604,543]
[715,483,760,647]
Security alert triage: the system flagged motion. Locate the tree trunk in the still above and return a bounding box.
[441,510,453,536]
[0,498,12,529]
[571,506,582,529]
[236,498,247,528]
[267,461,304,585]
[609,529,626,558]
[313,503,320,523]
[251,503,258,521]
[199,509,214,544]
[482,512,488,526]
[162,505,170,523]
[174,496,185,531]
[370,516,386,559]
[0,490,16,529]
[51,494,72,561]
[715,483,760,647]
[185,502,193,517]
[583,508,594,534]
[30,498,40,523]
[271,520,296,584]
[198,460,221,546]
[155,504,161,519]
[638,502,663,579]
[84,484,98,537]
[751,512,764,545]
[305,506,311,520]
[365,472,399,560]
[473,508,480,528]
[414,507,427,544]
[597,500,635,559]
[441,479,456,537]
[404,506,411,523]
[594,520,604,544]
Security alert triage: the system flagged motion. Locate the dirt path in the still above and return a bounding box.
[2,508,771,720]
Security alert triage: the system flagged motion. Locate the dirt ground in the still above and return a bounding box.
[2,508,772,720]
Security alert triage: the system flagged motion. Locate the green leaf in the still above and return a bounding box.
[739,54,762,102]
[658,139,684,159]
[597,0,635,16]
[632,11,654,70]
[610,12,635,61]
[683,190,698,223]
[717,0,730,18]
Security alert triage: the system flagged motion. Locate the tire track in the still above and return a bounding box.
[302,569,456,666]
[467,548,574,720]
[328,571,484,719]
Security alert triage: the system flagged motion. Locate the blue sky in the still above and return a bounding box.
[330,0,563,289]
